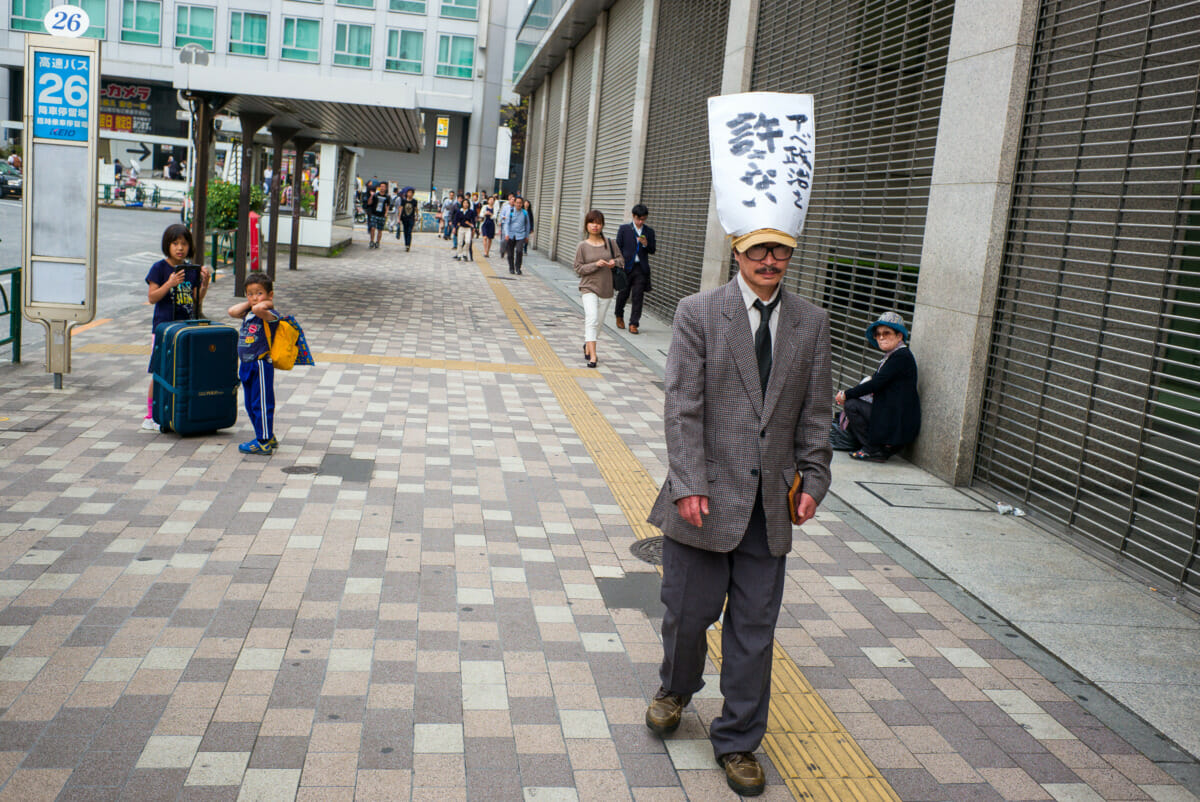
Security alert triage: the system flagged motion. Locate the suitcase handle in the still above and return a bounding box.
[152,373,179,395]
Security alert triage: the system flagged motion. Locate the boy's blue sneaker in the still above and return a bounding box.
[239,439,275,455]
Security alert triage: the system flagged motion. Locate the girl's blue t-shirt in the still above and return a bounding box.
[146,259,203,331]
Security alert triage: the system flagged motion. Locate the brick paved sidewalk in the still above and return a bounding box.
[0,234,1195,801]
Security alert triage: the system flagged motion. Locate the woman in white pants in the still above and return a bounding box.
[573,210,624,368]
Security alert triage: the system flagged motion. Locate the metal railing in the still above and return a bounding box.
[0,267,21,363]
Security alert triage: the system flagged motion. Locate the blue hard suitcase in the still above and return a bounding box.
[151,319,239,434]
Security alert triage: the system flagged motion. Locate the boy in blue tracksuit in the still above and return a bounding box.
[228,271,280,455]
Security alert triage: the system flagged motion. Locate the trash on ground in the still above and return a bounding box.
[996,501,1026,517]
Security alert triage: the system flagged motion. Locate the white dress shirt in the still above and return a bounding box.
[736,271,781,355]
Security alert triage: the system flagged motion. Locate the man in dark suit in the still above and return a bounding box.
[614,204,655,334]
[645,233,832,795]
[645,91,827,797]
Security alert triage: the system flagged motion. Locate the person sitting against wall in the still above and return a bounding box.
[834,311,921,461]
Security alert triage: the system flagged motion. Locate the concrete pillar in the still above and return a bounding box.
[547,49,573,262]
[908,0,1040,484]
[0,67,11,145]
[622,0,660,214]
[314,143,342,224]
[266,126,300,279]
[289,137,317,271]
[579,12,608,219]
[698,0,761,291]
[234,111,272,297]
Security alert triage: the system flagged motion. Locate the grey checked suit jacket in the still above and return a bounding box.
[648,278,833,557]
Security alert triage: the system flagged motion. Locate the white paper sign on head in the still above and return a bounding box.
[707,92,815,240]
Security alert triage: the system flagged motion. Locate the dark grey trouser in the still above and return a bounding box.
[658,492,786,757]
[614,267,649,327]
[844,397,893,458]
[507,237,526,273]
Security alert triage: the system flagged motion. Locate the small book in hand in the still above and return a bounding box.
[788,472,804,525]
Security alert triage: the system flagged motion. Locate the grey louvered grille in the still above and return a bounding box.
[977,0,1200,599]
[638,0,732,318]
[750,0,954,392]
[591,0,643,235]
[524,82,543,223]
[557,30,597,256]
[538,64,566,252]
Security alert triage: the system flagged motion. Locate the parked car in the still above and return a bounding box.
[0,163,21,198]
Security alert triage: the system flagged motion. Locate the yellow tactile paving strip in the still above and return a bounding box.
[75,343,598,378]
[477,255,900,801]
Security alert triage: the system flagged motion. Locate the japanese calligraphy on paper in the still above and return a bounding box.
[707,93,815,239]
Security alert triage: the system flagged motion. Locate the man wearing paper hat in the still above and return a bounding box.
[645,92,832,797]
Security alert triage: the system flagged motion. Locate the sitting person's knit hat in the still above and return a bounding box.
[865,311,910,347]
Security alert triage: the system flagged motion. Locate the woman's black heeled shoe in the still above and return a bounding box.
[587,360,597,369]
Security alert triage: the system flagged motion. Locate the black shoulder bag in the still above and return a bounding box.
[608,239,629,292]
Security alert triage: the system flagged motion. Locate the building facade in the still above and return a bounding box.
[1,0,525,192]
[515,0,1200,604]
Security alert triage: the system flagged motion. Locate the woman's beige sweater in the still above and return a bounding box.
[573,238,624,299]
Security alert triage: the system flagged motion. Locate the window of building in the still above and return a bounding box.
[229,10,267,57]
[11,0,50,32]
[512,41,534,82]
[282,16,320,63]
[336,0,373,7]
[15,0,104,36]
[385,28,422,74]
[78,0,106,38]
[120,0,160,45]
[440,0,475,21]
[436,33,473,78]
[334,22,372,68]
[390,0,424,13]
[176,4,215,50]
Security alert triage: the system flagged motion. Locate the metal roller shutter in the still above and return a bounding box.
[751,0,954,392]
[639,0,731,318]
[537,65,566,256]
[591,0,642,234]
[556,30,597,258]
[524,83,543,216]
[977,0,1200,600]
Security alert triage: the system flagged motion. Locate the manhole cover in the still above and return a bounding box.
[630,536,664,565]
[282,465,318,475]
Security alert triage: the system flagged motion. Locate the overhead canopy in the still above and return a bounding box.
[174,62,424,152]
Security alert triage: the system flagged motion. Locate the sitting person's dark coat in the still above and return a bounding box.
[836,312,920,461]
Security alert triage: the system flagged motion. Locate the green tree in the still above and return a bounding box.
[206,179,264,230]
[500,96,528,162]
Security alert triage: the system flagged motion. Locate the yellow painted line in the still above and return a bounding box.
[477,253,899,801]
[71,318,112,334]
[73,343,597,378]
[77,344,151,355]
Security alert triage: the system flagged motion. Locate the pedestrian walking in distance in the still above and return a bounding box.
[573,209,624,369]
[614,204,656,334]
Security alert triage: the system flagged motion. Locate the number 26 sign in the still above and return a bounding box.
[32,51,91,142]
[43,5,90,38]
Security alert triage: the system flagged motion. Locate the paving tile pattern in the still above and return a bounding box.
[0,234,1193,801]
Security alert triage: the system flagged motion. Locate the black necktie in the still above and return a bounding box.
[753,297,779,397]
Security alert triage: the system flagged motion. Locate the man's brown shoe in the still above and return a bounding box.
[615,317,625,329]
[644,688,689,735]
[718,752,765,796]
[629,324,639,334]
